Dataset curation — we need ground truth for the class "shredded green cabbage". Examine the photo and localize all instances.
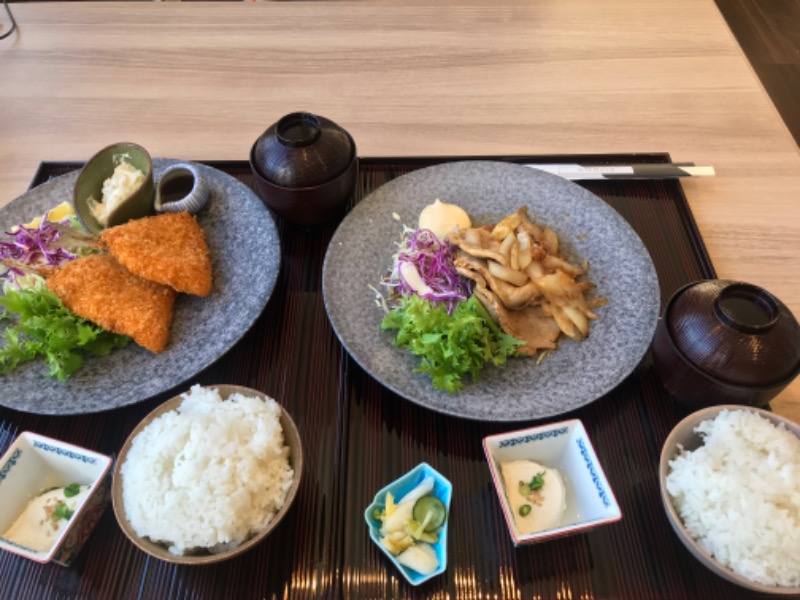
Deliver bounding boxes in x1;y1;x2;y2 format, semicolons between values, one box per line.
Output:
0;286;130;381
381;295;523;394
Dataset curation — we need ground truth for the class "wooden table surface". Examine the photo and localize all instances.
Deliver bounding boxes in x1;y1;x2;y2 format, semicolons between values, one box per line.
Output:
0;0;798;419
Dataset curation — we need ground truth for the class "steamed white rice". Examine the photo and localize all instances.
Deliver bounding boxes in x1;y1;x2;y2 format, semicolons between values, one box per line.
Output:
121;385;294;555
666;409;800;587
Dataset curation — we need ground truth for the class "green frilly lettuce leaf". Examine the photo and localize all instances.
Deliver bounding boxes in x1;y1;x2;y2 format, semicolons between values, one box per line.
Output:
381;295;523;394
0;286;130;381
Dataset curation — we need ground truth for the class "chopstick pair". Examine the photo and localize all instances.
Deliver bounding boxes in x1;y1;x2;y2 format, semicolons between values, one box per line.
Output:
527;163;715;180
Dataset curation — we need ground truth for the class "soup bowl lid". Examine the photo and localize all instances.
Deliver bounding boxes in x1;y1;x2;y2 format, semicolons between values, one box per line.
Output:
666;280;800;387
252;112;354;189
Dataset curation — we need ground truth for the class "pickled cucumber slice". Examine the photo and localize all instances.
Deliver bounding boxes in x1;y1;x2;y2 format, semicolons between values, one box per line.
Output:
412;496;447;532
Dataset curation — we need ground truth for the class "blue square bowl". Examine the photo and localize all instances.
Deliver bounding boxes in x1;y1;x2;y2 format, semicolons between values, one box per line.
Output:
364;462;452;586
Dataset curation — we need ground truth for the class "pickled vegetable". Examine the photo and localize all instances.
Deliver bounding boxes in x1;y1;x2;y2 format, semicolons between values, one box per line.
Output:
412;495;447;532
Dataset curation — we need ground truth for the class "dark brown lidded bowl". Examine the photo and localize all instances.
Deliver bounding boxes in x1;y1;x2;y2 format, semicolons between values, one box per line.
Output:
249;112;358;226
653;280;800;408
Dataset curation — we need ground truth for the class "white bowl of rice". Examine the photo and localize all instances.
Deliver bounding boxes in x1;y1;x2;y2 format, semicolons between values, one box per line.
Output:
111;384;302;565
659;405;800;595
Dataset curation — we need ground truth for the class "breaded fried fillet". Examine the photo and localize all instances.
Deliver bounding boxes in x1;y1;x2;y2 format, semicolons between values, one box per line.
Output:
46;254;176;354
100;212;212;297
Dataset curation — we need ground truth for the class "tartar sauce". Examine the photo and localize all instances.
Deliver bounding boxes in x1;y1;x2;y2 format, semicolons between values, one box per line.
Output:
418;199;471;241
88;156;145;226
500;460;566;535
3;484;90;552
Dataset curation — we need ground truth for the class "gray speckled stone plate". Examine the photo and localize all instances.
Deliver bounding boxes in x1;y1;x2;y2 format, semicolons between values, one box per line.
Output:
0;159;280;415
323;161;659;421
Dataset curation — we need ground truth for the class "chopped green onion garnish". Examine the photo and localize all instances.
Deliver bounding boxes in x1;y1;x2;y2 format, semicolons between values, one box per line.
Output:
64;483;81;498
519;504;532;517
53;502;74;522
529;472;545;491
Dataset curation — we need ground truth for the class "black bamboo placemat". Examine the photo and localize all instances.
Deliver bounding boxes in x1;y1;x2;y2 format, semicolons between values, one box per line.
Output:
0;154;772;600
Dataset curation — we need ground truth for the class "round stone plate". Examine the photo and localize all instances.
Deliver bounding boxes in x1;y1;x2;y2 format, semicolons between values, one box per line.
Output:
323;161;659;421
0;159;280;414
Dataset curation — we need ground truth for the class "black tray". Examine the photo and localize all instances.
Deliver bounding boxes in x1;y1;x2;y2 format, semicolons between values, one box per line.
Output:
2;154;770;600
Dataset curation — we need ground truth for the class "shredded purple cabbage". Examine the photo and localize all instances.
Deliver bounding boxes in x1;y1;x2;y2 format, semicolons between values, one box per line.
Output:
0;218;76;285
383;228;471;314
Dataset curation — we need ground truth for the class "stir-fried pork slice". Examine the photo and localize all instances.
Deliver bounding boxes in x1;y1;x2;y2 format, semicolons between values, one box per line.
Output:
536;269;599;339
449;227;509;266
455;252;541;310
452;205;602;350
473;285;561;355
541;254;585;278
46;253;176;353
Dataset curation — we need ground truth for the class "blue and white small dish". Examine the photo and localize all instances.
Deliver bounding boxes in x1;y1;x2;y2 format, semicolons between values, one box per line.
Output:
154;163;210;215
483;419;621;546
0;432;112;565
364;462;452;586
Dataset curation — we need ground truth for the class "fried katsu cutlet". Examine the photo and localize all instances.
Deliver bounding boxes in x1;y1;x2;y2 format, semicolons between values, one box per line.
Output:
100;212;213;297
46;254;176;354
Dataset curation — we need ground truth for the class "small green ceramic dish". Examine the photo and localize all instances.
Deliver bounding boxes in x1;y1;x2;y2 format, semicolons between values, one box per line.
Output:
73;142;155;234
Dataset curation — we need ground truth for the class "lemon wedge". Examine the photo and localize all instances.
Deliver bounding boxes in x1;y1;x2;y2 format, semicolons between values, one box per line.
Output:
23;201;75;229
